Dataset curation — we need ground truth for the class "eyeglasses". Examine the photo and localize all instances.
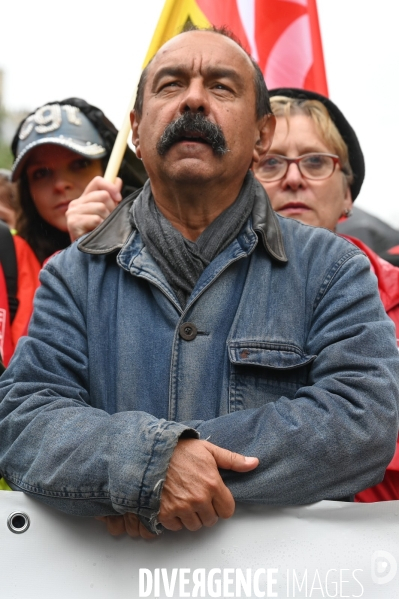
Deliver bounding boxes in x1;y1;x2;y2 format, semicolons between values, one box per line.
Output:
255;153;342;182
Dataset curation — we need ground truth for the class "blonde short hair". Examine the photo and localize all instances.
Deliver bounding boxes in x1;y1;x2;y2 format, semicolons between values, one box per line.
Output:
270;96;353;186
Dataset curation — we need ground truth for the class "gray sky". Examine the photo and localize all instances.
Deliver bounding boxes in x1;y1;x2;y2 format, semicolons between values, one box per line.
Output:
1;1;398;224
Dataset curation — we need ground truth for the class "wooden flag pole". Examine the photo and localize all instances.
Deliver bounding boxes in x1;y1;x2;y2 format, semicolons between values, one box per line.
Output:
103;87;139;183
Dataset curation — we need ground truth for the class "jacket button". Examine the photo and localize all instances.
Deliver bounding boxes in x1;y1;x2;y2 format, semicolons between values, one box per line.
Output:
179;322;198;341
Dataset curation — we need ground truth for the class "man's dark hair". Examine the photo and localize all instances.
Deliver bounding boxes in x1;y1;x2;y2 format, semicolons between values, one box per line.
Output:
134;26;272;120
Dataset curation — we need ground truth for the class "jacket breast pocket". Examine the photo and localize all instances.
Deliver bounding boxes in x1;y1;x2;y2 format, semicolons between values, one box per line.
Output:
227;341;316;411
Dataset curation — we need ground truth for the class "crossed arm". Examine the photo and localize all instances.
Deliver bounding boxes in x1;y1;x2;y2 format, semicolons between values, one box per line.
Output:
0;247;398;539
98;439;258;538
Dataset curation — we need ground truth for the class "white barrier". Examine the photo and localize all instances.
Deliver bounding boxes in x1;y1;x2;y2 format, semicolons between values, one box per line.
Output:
0;491;398;598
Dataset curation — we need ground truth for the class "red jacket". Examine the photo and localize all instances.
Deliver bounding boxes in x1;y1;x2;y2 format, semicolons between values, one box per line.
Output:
343;236;399;502
11;235;41;348
0;235;40;366
0;263;13;366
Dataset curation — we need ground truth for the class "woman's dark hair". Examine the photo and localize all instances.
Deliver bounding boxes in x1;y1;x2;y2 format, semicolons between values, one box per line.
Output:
12;97;147;263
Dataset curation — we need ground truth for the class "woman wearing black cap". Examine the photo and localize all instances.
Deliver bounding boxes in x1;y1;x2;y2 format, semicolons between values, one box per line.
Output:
11;98;147;264
253;88;399;503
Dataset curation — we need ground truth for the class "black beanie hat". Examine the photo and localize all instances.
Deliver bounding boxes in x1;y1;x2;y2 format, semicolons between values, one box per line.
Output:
268;88;365;201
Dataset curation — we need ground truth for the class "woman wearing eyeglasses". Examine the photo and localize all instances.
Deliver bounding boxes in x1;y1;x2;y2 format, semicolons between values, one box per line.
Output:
253;88;399;503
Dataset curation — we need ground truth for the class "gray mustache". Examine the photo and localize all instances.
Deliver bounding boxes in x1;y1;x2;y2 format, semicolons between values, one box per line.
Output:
156;113;228;156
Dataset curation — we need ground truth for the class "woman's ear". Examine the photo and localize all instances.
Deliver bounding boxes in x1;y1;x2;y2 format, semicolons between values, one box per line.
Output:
252;114;276;165
341;182;353;217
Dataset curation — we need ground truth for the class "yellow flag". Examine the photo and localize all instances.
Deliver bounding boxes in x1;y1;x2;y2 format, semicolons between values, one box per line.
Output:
142;0;211;67
0;477;12;491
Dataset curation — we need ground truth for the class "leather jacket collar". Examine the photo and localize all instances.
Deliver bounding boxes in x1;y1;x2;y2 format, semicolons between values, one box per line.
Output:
78;179;287;263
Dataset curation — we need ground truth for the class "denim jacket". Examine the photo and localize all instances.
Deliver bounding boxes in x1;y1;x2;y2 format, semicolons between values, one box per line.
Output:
0;181;398;531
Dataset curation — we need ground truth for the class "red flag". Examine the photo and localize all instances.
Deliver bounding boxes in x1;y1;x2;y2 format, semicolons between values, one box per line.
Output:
195;0;328;95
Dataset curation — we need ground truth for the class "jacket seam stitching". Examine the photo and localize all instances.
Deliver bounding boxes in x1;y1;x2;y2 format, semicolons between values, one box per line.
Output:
314;249;363;310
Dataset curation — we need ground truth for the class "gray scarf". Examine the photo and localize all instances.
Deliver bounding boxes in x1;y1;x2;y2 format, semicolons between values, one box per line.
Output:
131;173;256;307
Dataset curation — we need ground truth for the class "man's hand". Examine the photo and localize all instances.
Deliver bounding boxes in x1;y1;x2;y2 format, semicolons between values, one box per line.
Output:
96;513;156;539
66;176;123;242
159;439;259;532
95;440;258;538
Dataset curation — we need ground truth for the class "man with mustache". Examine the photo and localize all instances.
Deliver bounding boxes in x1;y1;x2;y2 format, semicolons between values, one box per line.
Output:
0;28;398;539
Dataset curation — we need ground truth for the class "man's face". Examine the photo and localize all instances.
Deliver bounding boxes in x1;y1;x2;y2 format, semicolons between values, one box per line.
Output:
132;31;274;189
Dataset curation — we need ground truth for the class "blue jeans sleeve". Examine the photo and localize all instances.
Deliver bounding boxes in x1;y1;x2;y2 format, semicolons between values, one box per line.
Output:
0;255;197;529
185;252;399;504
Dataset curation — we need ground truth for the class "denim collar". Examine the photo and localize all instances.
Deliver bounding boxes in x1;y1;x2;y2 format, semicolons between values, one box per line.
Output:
78;177;288;263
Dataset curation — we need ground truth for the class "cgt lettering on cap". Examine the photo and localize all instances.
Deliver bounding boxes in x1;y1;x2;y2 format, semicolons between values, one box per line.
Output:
11;103;107;182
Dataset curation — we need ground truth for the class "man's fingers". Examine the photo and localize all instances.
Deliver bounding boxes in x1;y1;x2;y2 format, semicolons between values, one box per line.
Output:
212;487;236;520
197;507;219;528
158;439;257;532
138;521;157;540
66;195;117;241
178;512;203;531
95;514;156;539
160;504;223;530
160;516;184;531
123;512;140;536
83;176;122;202
205;442;259;472
66;176;123;241
67;193;117;217
124;513;157;539
160;507;221;531
161;513;204;532
97;515;127;536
